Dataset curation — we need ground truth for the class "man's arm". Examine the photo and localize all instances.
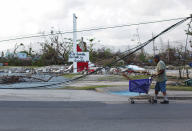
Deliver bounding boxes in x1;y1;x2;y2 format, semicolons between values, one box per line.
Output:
157;69;164;76
153;61;165;77
122;73;131;80
152;69;164;77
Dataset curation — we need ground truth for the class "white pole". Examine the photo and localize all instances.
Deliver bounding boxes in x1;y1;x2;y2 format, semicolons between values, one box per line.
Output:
73;13;77;73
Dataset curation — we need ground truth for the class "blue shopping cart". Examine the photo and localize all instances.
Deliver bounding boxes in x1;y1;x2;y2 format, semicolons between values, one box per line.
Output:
128;77;154;104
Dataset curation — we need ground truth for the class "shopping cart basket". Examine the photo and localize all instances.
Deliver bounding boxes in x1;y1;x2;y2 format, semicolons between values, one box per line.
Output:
128;77;154;104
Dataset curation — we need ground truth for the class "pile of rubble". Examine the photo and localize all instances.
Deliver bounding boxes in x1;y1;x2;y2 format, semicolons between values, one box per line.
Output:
0;76;23;84
0;65;72;88
0;74;68;88
0;65;72;74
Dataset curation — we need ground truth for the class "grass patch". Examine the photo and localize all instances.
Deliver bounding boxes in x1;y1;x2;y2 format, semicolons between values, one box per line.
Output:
63;74;79;79
128;75;151;80
98;75;127;81
60;85;112;90
167;75;186;80
151;85;192;91
0;66;12;69
23;66;40;68
0;66;39;70
97;75;151;81
0;66;20;70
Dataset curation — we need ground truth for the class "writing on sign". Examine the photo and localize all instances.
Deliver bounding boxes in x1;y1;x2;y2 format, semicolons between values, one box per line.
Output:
68;52;89;62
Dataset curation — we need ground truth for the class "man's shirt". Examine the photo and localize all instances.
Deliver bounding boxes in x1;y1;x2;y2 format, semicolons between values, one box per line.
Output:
156;60;167;82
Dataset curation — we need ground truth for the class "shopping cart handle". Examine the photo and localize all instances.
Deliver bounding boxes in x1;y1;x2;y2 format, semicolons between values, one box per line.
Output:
149;76;152;79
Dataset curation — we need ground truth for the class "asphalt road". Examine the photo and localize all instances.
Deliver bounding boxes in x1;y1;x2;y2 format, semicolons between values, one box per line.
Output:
0;101;192;131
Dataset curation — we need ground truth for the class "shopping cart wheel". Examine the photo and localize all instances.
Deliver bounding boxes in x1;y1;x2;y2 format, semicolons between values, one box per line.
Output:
149;97;154;104
128;98;135;104
130;100;135;104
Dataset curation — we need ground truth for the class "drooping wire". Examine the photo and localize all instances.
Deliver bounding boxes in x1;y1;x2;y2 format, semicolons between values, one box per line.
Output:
2;17;190;89
0;17;187;71
0;17;186;43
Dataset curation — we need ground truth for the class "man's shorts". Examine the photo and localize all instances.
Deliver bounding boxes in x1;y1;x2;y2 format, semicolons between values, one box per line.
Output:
155;81;166;92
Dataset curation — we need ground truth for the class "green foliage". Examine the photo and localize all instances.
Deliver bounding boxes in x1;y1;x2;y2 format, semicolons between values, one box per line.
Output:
151;85;192;91
89;47;114;66
19;50;29;56
3;28;192;67
0;57;32;66
128;75;151;80
60;85;112;90
63;74;79;79
138;53;147;62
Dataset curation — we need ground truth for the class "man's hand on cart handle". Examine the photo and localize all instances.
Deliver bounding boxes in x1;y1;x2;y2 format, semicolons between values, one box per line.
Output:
151;74;157;78
151;69;165;78
122;73;132;80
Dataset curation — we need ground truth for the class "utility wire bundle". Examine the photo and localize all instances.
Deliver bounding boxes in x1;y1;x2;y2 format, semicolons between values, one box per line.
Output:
0;16;191;89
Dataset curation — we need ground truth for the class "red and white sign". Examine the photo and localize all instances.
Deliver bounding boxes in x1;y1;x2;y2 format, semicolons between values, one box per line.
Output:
77;44;89;72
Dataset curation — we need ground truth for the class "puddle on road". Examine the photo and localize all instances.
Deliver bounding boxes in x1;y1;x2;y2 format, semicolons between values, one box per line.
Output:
110;91;144;96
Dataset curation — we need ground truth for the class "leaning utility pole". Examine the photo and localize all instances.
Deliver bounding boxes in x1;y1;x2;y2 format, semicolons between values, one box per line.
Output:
73;14;77;73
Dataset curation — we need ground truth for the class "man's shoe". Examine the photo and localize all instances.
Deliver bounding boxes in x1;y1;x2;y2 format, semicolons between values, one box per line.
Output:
153;99;157;104
160;100;169;104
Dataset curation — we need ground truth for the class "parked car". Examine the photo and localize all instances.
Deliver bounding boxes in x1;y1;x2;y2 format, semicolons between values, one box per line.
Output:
125;65;147;73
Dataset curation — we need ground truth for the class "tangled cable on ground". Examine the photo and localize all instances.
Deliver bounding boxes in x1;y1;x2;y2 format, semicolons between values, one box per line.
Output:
0;16;191;89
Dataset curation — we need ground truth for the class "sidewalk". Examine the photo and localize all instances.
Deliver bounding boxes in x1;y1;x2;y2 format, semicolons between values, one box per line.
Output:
69;80;192;100
156;90;192;100
96;87;192;100
0;89;128;101
0;88;191;102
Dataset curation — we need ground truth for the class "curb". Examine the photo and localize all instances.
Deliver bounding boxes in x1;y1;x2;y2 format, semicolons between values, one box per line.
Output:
95;88;192;100
161;96;192;100
131;95;192;100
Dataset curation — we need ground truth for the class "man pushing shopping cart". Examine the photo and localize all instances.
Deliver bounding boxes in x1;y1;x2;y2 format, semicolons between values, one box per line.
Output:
123;55;169;104
152;55;169;104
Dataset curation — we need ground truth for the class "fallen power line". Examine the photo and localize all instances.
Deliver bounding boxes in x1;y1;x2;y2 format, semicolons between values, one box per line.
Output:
1;16;190;89
71;17;191;80
0;17;187;71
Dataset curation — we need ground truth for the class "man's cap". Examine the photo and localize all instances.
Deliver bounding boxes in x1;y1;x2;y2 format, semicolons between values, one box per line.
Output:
154;55;160;59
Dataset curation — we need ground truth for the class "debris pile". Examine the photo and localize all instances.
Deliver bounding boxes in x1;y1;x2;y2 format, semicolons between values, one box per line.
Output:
0;66;71;88
0;76;23;84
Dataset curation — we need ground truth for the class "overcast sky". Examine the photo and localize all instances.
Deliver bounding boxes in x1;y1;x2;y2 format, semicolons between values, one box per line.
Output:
0;0;192;53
